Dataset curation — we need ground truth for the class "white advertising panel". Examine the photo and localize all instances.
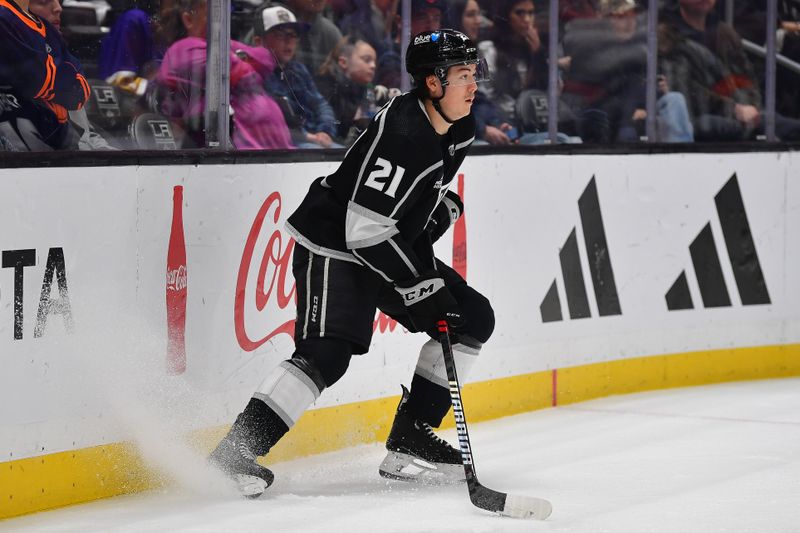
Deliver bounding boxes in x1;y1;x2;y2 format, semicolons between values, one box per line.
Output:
1;151;797;462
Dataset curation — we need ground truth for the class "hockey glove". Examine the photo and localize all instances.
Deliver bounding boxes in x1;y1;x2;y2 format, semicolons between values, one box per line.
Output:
425;190;464;243
395;272;465;332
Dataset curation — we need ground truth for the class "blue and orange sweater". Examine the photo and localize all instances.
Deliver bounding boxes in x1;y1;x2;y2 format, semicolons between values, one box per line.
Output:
0;0;90;148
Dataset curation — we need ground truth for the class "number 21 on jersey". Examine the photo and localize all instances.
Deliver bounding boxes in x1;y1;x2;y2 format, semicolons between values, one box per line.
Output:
364;157;406;198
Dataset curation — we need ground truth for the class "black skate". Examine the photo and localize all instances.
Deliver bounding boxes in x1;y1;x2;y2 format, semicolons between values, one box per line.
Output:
209;435;275;498
379;385;465;484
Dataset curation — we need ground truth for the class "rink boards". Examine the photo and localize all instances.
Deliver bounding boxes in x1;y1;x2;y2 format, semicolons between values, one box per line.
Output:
1;150;799;517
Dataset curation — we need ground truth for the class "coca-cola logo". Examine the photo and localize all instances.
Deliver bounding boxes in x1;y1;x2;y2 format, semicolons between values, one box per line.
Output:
234;192;413;352
166;265;187;291
234;192;296;352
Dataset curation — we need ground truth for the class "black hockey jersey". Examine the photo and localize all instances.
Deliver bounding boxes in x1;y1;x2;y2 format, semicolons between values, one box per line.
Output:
286;92;475;284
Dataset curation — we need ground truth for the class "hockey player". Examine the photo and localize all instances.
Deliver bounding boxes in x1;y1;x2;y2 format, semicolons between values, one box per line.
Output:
0;0;90;150
210;28;492;497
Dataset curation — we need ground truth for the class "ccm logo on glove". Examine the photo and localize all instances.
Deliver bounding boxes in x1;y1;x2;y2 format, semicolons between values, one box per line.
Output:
395;272;464;331
398;277;445;302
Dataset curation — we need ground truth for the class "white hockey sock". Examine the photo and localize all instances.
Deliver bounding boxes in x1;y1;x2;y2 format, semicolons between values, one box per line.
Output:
252;361;321;428
414;337;480;389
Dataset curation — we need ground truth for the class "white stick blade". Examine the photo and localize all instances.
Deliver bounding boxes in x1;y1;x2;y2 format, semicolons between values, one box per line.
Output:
500;494;553;520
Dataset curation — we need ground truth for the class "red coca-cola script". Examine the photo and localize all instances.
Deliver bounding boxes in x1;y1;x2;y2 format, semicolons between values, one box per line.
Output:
234;192;296;352
233;180;471;353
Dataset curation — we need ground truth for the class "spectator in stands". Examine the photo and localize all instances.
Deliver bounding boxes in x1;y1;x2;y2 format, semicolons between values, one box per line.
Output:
375;0;445;89
28;0;118;149
0;0;90;150
284;0;344;74
660;0;800;141
152;0;294;149
450;0;482;41
448;0;516;145
315;35;377;144
562;0;693;143
337;0;394;55
477;0;582;143
99;0;163;96
253;3;342;148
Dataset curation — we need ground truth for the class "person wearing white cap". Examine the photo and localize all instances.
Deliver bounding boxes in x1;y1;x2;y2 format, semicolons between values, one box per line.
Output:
254;4;342;148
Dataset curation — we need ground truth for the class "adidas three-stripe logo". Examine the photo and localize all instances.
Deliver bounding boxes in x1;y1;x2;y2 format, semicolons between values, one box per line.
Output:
540;177;622;323
666;174;770;310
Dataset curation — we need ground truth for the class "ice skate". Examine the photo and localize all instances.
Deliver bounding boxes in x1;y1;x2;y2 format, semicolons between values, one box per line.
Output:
209;434;274;498
379;385;465;484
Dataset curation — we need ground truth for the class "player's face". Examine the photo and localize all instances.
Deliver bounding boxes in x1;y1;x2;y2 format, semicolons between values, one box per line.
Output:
28;0;62;31
439;65;479;121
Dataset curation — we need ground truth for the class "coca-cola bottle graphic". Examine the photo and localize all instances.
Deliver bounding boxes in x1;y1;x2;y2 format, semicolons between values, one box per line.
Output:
166;185;187;374
452;173;467;279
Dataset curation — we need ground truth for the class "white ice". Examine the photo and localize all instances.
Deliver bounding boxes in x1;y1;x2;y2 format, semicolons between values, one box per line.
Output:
3;377;799;533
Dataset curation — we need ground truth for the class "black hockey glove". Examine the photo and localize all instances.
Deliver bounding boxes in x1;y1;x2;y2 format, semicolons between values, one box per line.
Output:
425;190;464;243
394;271;465;332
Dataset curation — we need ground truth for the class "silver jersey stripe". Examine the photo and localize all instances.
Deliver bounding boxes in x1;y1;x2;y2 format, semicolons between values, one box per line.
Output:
454;136;475;151
352;97;396;202
345;201;400;249
387;238;419;278
320;257;330;337
352;249;392;282
285;222;361;264
303;248;313;340
390;160;444;218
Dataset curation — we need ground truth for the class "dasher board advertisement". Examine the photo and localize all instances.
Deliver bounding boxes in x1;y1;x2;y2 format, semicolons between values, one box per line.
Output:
0;151;798;464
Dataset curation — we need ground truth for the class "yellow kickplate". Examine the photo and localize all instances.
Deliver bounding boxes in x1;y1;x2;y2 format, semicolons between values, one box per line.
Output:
3;343;799;520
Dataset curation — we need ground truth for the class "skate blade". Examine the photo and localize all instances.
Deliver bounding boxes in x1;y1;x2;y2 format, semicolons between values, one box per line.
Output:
378;451;465;485
235;474;269;499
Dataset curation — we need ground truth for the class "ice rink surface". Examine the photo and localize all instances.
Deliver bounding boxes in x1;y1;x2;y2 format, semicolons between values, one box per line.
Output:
3;377;799;533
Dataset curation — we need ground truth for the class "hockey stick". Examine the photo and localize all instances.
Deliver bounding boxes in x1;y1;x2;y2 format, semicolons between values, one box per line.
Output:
437;320;553;520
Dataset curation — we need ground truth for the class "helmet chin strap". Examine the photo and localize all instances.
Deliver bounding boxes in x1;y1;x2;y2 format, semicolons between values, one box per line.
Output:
431;84;456;124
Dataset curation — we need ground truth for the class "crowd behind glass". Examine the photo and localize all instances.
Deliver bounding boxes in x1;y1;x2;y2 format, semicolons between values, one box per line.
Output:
1;0;799;151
